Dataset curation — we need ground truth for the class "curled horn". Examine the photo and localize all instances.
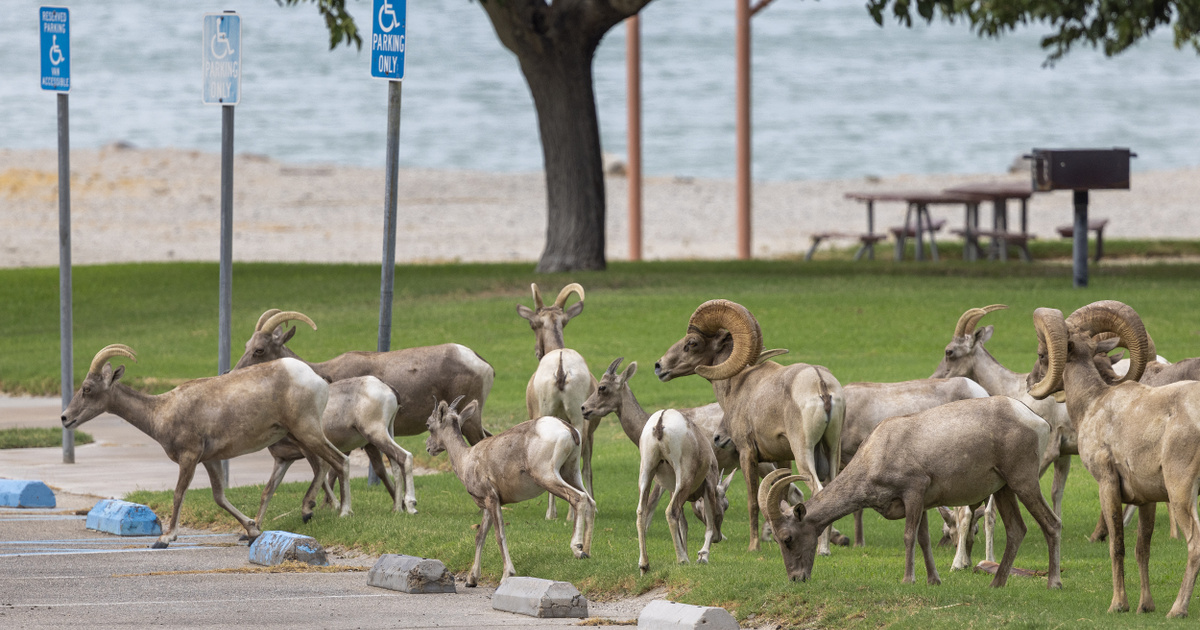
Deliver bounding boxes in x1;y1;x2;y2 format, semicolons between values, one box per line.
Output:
606;357;624;375
1066;300;1150;385
259;310;318;335
88;344;137;375
530;283;545;310
758;469;809;533
254;309;282;332
689;300;763;381
553;283;585;308
1028;308;1069;400
953;304;1008;338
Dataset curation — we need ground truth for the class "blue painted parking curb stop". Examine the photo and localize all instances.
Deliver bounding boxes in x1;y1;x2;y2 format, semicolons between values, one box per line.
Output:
248;531;328;566
0;480;56;508
86;499;162;536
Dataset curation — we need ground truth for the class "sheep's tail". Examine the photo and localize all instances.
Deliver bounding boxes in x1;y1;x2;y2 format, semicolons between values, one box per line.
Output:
815;367;833;423
653;413;665;442
555;352;568;392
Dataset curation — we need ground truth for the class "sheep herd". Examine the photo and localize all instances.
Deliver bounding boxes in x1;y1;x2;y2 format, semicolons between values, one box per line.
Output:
61;284;1200;617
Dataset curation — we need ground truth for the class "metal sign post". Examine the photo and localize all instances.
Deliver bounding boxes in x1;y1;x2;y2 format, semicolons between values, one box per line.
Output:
371;0;406;485
204;11;241;483
41;6;73;463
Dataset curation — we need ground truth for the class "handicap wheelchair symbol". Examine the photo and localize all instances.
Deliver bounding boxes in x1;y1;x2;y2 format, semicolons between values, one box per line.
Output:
378;0;401;33
48;35;65;66
210;30;234;59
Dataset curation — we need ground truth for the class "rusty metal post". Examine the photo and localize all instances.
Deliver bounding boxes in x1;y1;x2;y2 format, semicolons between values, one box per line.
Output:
626;15;642;261
735;0;752;259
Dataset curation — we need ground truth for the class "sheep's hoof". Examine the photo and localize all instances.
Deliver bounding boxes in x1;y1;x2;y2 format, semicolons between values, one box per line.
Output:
696;553;709;564
1166;606;1187;619
928;576;942;586
466;578;478;588
238;534;250;542
1137;601;1156;614
151;541;169;550
404;502;418;515
302;512;313;524
639;564;650;576
1109;602;1130;614
245;534;259;546
830;531;851;547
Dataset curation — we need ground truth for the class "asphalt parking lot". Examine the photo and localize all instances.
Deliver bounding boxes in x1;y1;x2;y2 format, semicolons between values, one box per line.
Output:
0;397;653;628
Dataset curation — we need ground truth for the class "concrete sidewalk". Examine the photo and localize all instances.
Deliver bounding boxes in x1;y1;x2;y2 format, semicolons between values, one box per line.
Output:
0;396;659;628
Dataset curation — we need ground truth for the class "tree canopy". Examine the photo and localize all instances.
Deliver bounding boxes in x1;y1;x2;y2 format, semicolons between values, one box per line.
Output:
865;0;1200;62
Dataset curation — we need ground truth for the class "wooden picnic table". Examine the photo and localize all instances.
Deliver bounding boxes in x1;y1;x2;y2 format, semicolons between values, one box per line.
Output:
843;190;980;262
943;181;1035;262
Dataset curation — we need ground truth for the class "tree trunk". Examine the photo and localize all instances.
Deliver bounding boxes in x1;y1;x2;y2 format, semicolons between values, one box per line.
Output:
519;46;607;272
478;0;651;273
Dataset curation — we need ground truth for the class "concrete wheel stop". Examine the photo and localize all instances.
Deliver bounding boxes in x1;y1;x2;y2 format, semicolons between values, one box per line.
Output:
0;480;56;508
248;531;329;566
492;576;588;618
637;599;740;630
367;554;456;593
85;499;162;536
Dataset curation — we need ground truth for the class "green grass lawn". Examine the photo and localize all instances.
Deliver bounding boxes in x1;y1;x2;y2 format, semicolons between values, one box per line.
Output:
5;254;1200;628
0;427;91;449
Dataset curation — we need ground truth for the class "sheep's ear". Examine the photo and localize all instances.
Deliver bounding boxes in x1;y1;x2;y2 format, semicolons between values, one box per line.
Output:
563;300;584;322
1096;336;1121;355
280;325;297;345
516;304;535;322
622;361;638;382
460;400;480;423
791;501;806;522
973;325;994;346
102;363;124;386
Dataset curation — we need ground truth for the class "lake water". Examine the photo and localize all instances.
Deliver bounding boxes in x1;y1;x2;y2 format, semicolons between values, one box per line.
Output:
3;0;1198;180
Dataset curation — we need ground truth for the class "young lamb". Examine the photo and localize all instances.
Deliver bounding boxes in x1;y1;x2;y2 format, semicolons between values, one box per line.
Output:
636;409;726;574
425;397;596;587
252;375;416;527
758;396;1062;589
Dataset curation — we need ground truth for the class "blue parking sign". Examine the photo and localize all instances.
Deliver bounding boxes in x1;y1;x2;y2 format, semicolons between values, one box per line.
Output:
371;0;406;80
40;6;70;92
202;13;241;105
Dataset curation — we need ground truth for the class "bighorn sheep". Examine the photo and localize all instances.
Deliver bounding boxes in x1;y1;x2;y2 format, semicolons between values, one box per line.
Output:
581;357;790;527
516;284;598;518
61;345;350;548
235;309;494;445
838;377;990;554
252;376;416;528
425;397;596;587
1028;301;1200;617
758;396;1062;589
655;299;847;555
636;409;725;574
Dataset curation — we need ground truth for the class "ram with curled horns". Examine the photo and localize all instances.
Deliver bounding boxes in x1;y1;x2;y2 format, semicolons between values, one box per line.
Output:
654;299;846;555
1027;300;1200;618
235;309;494;445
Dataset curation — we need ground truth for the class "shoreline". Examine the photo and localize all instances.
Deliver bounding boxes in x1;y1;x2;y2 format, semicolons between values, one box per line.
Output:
3;146;1200;268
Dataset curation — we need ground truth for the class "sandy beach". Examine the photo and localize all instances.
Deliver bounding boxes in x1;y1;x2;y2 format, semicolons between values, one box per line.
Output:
3;145;1199;268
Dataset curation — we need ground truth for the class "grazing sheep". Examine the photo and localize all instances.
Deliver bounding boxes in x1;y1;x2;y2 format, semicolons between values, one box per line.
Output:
838;377;990;551
1028;301;1200;617
425;397;596;587
758;396;1061;589
235;309;494;444
636;410;725;574
61;345;349;547
655;299;847;555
